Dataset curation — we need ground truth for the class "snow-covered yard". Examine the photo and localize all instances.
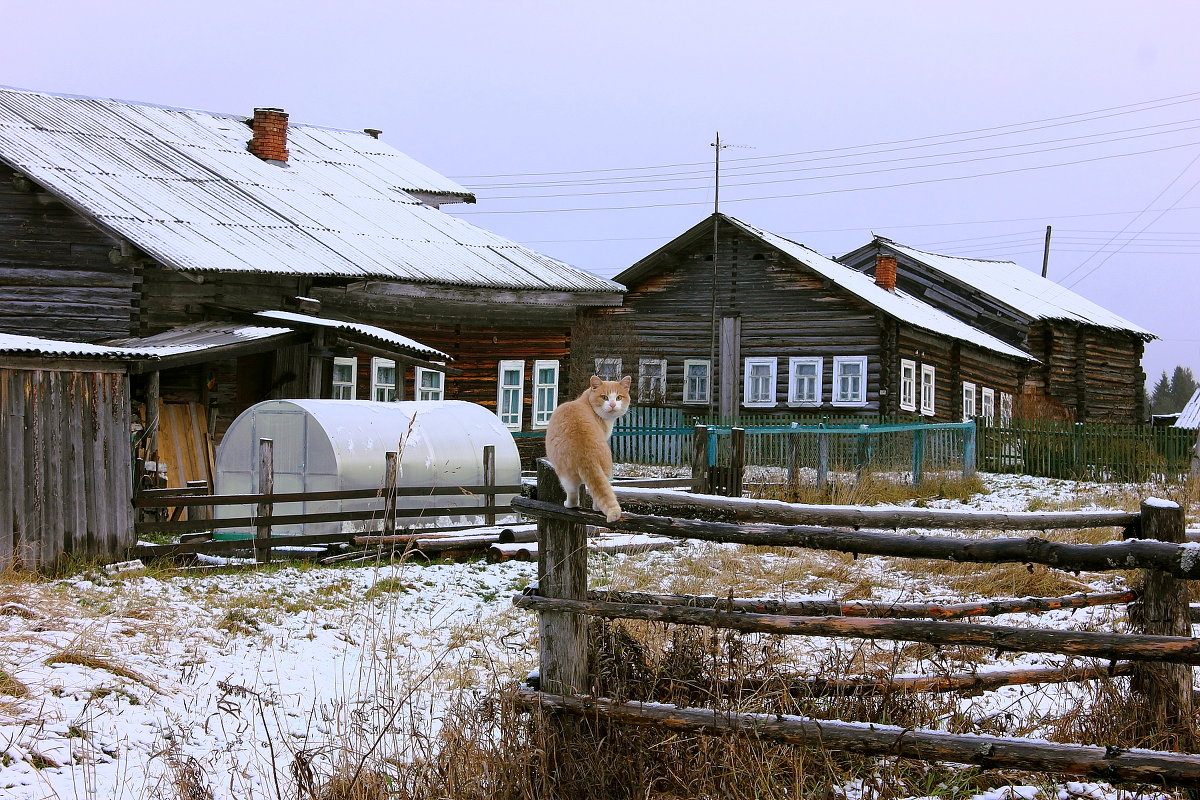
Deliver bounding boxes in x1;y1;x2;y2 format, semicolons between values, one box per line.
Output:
0;473;1192;800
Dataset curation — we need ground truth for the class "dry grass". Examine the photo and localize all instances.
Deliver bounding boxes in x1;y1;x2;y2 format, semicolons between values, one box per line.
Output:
749;471;987;507
44;645;161;693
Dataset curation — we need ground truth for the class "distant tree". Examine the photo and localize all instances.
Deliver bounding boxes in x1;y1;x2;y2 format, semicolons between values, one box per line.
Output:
1149;366;1198;415
1150;371;1172;415
1170;366;1197;411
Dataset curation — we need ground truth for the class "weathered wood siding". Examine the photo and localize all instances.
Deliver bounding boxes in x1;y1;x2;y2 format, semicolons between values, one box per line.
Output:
846;243;1147;424
604;220;889;418
0;164;136;340
0;361;133;570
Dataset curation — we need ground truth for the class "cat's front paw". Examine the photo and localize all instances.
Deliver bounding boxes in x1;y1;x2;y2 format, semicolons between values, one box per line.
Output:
604;507;622;523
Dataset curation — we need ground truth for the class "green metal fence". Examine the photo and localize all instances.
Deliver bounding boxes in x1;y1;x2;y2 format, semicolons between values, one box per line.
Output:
978;420;1196;482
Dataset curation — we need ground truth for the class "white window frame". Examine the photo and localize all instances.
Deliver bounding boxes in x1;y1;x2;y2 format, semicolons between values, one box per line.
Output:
332;356;357;400
594;358;623;381
415;367;444;401
743;357;778;408
532;359;560;428
832;356;868;407
683;359;711;405
638;358;667;403
370;357;397;402
899;358;917;412
497;360;525;431
999;391;1014;425
980;387;995;423
920;364;936;417
787;356;823;407
962;382;977;421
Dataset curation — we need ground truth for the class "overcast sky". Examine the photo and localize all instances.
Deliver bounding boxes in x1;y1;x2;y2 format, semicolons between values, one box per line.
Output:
5;1;1198;385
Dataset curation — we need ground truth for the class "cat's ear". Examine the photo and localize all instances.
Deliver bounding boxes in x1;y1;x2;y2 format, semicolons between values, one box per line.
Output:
589;375;603;389
619;376;632;389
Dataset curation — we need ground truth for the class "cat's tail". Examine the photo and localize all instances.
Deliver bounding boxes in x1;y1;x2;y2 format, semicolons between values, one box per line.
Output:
581;461;622;524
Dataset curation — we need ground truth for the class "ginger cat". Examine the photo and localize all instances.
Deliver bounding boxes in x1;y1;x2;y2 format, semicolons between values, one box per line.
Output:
545;375;632;523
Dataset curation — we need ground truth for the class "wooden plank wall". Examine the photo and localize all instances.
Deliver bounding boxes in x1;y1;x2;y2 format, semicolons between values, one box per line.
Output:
0;365;133;570
0;164;137;341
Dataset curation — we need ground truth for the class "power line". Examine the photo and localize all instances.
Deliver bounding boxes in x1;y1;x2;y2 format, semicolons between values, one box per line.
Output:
469;117;1200;190
453;141;1200;215
449;90;1200;180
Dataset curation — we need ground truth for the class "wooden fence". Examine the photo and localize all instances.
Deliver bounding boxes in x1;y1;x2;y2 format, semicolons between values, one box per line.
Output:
134;440;520;563
510;459;1200;788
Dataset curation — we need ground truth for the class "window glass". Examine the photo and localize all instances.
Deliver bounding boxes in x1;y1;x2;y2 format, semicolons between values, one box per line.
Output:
833;357;867;405
533;360;559;427
683;359;710;404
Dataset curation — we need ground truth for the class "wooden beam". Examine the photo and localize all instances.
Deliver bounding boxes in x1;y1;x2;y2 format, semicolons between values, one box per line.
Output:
518;688;1200;787
509;498;1200;578
331;337;463;376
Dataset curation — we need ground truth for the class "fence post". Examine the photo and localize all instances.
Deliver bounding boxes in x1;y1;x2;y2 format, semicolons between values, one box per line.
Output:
483;445;496;526
855;424;870;482
1191;429;1200;482
186;480;212;527
1128;498;1195;748
692;424;710;494
383;451;398;534
729;427;745;497
535;458;589;695
963;421;977;480
912;428;925;488
255;438;273;565
817;427;829;491
787;425;801;490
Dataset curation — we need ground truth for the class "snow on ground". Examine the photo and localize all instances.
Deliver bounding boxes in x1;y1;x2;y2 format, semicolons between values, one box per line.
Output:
0;472;1187;799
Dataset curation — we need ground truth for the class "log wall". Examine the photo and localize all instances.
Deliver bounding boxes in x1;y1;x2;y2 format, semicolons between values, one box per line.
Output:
606;219;1029;422
0;164;136;341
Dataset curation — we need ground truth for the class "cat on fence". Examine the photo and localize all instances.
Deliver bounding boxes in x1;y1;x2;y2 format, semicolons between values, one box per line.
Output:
545;375;632;523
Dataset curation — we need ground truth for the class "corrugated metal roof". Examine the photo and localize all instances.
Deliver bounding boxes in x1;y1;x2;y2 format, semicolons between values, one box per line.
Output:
724;217;1037;362
254;311;448;360
0;86;623;295
869;237;1154;339
1174;388;1200;429
0;324;292;361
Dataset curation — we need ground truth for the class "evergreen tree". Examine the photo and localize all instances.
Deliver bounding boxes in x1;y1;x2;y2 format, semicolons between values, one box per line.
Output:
1150;371;1172;415
1170;366;1197;411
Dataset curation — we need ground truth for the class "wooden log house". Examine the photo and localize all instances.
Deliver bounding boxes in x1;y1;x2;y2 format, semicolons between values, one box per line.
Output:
839;236;1155;424
0;87;623;489
591;214;1036;422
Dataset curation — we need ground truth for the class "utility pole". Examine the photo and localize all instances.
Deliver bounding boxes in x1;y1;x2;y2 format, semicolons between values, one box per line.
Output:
709;132;721;418
1041;225;1052;278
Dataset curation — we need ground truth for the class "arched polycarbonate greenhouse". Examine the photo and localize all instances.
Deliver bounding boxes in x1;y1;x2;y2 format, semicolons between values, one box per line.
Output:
215;399;520;535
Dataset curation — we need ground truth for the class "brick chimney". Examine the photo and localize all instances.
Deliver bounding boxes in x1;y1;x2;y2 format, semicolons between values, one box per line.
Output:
248;108;289;162
874;253;897;292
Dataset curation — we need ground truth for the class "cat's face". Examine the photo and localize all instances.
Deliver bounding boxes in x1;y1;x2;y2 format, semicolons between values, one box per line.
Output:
588;375;632;420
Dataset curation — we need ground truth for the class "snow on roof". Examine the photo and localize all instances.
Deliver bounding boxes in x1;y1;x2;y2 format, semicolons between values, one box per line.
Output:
1174;388;1200;429
254;310;448;360
724;217;1037;362
0;86;622;296
871;237;1153;338
0;325;293;361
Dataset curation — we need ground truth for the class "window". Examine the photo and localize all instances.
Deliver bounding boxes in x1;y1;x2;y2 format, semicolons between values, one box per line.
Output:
683;359;710;405
638;358;666;402
332;357;357;400
497;360;524;430
416;367;444;401
899;359;917;412
980;387;995;423
962;382;977;421
920;364;936;416
594;358;623;381
787;357;823;406
533;360;559;428
371;357;397;402
832;356;868;406
743;357;777;407
999;392;1014;425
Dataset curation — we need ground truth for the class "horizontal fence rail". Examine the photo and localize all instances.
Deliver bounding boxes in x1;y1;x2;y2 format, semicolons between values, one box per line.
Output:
514;458;1200;788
